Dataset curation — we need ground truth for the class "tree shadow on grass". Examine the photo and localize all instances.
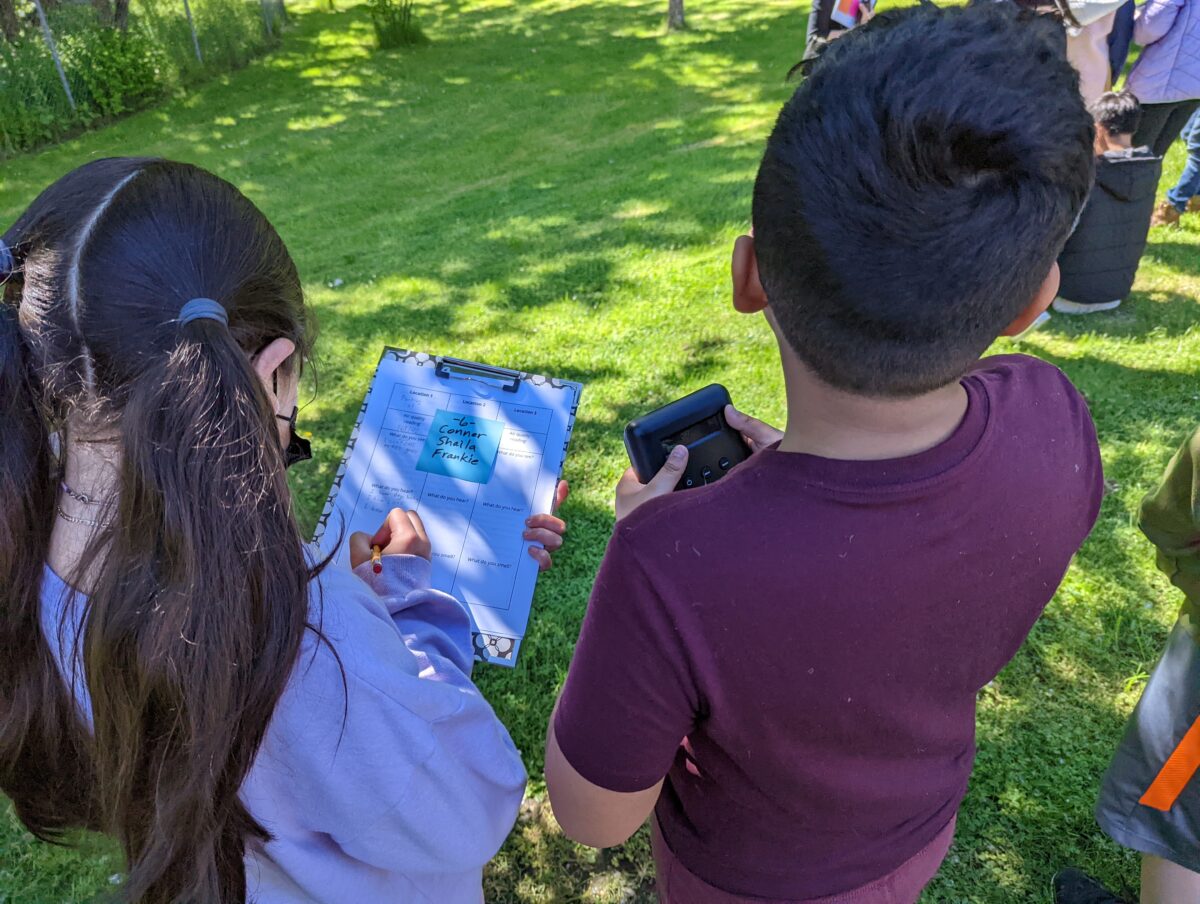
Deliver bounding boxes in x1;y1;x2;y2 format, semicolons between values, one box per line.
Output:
918;346;1195;902
1032;288;1199;341
1143;240;1200;279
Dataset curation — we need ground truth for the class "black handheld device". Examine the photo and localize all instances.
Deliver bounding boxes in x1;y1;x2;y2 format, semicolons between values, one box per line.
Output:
624;384;751;490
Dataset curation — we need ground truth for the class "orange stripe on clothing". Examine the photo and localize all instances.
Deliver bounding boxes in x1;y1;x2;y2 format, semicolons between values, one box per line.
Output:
1140;715;1200;812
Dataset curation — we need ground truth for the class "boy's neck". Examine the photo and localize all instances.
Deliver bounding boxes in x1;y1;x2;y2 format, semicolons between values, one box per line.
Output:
1098;131;1133;153
777;347;969;461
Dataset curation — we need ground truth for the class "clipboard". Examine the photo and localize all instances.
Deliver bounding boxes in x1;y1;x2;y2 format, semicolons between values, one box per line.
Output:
314;348;582;667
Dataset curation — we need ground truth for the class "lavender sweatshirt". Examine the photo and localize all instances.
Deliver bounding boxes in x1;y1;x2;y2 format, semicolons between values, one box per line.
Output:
39;554;527;903
1125;0;1200;104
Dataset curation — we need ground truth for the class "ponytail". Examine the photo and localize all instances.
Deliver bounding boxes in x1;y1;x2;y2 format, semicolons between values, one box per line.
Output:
77;317;312;902
0;269;97;837
0;158;322;904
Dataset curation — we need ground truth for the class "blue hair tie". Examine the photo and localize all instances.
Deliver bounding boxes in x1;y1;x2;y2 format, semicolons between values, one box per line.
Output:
0;240;14;279
178;297;229;328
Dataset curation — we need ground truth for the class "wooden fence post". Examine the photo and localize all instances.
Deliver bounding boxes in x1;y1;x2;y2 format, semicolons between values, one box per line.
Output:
33;0;75;111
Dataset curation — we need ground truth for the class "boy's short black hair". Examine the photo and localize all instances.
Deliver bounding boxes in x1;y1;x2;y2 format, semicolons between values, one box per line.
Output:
1091;90;1142;137
753;2;1094;397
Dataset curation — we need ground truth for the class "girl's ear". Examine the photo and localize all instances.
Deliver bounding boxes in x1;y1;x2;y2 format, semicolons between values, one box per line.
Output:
252;338;296;400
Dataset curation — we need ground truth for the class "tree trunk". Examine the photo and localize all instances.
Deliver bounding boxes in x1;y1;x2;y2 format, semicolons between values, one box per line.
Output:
113;0;129;29
0;0;20;42
91;0;113;26
667;0;685;30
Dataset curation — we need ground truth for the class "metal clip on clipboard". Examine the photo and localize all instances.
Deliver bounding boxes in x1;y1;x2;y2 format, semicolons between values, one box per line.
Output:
434;356;522;393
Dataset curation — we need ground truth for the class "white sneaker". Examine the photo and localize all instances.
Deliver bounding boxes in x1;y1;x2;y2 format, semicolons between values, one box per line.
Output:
1013;310;1052;340
1052;297;1122;315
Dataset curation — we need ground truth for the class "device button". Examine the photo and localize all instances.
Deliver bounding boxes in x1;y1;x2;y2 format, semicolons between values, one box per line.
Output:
701;466;714;482
719;457;732;471
684;476;696;488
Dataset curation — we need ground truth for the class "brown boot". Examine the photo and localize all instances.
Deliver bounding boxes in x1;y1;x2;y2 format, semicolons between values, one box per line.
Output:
1189;197;1200;213
1152;201;1181;227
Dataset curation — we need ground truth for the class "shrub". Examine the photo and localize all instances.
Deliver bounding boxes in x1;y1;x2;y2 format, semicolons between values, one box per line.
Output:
368;0;427;50
0;0;274;157
60;26;167;120
0;37;74;153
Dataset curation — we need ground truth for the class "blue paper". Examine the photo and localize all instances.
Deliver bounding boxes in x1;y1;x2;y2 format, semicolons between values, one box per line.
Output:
416;410;504;484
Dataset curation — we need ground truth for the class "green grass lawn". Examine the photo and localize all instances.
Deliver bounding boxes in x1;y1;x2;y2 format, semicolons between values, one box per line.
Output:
3;1;1200;900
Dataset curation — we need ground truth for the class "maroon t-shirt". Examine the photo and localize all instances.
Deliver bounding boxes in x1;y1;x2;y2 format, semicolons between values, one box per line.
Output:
554;355;1103;898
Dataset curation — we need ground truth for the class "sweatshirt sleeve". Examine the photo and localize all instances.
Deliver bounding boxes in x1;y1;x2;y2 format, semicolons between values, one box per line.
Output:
1139;427;1200;620
353;555;476;678
1133;0;1183;46
242;558;527;878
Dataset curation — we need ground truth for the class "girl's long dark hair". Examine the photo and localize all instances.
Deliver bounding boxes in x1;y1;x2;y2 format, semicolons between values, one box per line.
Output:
0;158;319;902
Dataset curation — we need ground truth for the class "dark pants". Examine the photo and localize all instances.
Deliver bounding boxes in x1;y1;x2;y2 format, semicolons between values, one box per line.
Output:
1135;99;1200;158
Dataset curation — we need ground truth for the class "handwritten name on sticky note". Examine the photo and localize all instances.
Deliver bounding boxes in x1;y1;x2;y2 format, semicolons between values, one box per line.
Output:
416;410;504;484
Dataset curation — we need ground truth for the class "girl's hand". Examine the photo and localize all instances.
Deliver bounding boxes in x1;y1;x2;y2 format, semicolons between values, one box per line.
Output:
525;480;569;572
349;508;432;567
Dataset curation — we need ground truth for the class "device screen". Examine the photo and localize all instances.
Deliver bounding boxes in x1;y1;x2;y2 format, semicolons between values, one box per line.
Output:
663;413;723;451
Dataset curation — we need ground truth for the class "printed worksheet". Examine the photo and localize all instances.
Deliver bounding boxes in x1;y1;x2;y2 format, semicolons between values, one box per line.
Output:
314;349;582;666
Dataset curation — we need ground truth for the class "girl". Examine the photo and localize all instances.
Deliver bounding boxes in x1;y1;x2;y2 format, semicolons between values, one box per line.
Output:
0;157;567;903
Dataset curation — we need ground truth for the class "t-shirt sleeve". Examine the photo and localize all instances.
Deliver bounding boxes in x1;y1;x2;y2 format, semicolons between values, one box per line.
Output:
1140;426;1200;617
553;526;701;793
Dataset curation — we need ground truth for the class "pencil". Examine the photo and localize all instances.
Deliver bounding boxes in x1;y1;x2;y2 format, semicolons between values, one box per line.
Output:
371;544;383;574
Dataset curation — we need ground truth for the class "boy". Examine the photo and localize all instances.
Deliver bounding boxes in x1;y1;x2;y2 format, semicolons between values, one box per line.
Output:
545;4;1105;902
1055;430;1200;904
1151;107;1200;228
1054;90;1162;315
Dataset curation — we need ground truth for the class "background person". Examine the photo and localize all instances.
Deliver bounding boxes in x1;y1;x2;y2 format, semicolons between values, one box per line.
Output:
1126;0;1200;156
1055;429;1200;904
1065;0;1130;104
1151;107;1200;225
1107;0;1135;82
1054;91;1161;314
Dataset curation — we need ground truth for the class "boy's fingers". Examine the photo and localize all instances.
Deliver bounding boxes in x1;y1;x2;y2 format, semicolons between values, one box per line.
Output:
528;546;552;571
725;404;782;451
523;527;565;551
553;480;570;512
648;446;689;494
616;467;643;493
526;512;567;534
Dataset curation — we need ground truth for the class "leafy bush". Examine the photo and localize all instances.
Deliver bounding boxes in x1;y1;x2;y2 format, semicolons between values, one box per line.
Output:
0;25;165;153
367;0;426;50
60;26;167;119
0;37;74;153
0;0;274;157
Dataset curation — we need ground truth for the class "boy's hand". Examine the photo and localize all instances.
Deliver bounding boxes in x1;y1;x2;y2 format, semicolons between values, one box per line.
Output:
525;480;570;572
349;508;432;567
615;446;689;521
725;404;783;453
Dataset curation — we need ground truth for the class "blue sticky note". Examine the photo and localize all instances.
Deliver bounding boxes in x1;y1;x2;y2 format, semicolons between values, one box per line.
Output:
416;410;504;484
